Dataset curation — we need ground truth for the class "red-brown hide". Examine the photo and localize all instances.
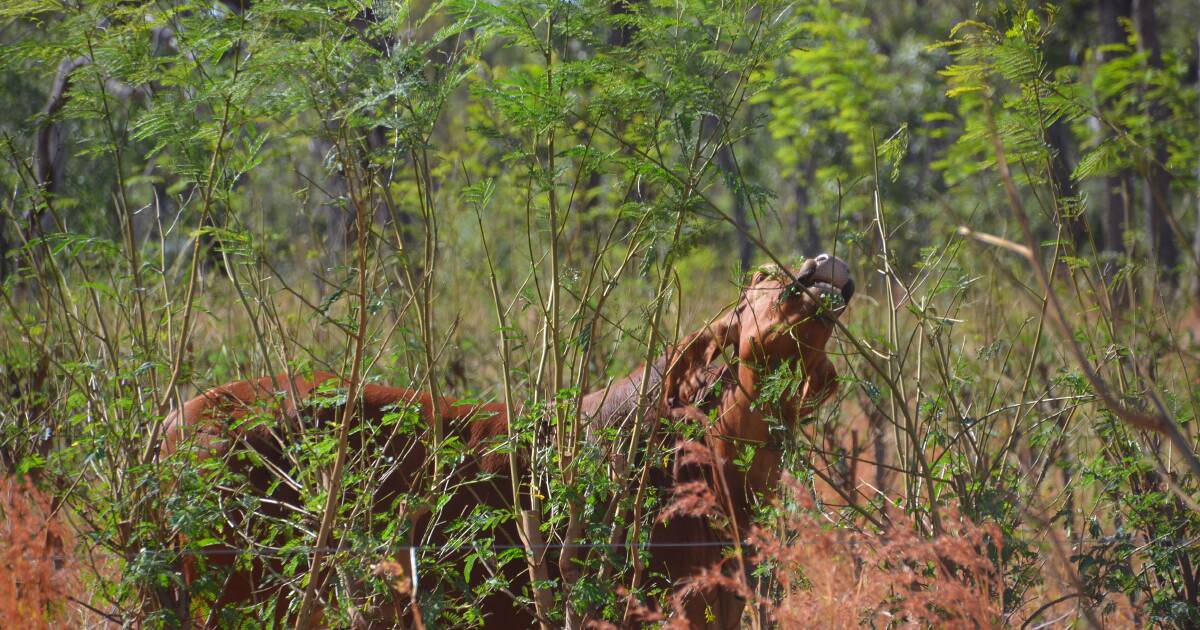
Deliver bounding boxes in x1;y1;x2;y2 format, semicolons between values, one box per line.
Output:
161;254;854;629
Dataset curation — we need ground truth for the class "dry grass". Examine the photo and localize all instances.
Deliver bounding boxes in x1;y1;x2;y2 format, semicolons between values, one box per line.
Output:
625;458;1005;629
752;483;1002;628
0;475;80;629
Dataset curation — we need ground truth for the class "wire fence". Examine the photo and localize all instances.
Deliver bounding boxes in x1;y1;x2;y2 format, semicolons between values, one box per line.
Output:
151;540;746;559
109;533;1197;559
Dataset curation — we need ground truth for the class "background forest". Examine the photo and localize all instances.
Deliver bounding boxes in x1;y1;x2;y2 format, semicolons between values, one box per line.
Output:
2;0;1200;627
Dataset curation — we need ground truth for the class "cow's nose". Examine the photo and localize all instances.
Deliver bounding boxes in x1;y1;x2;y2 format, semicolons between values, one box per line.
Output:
812;253;853;303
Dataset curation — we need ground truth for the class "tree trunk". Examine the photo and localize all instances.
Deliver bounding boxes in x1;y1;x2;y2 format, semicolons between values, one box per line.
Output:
1134;0;1179;286
0;187;10;281
608;0;636;48
714;143;753;271
1044;2;1086;248
310;136;351;296
1098;0;1132;257
30;57;91;237
1193;28;1200;301
791;157;821;256
1048;119;1085;245
701;111;753;272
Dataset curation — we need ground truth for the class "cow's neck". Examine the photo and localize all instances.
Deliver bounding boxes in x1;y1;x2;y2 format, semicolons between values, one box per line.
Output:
709;348;826;520
708;363;782;520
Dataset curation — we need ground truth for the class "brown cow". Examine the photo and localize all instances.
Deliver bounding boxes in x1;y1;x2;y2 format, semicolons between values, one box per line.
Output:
160;253;853;628
161;375;522;628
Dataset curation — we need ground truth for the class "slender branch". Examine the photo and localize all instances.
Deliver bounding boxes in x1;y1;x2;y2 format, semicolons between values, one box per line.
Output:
981;105;1200;481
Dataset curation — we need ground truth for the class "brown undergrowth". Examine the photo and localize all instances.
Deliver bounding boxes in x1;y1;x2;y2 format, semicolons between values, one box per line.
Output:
752;488;1002;628
0;475;79;629
606;447;1004;629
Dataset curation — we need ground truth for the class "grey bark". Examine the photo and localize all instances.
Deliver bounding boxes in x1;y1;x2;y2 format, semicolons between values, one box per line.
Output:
1134;0;1179;285
1047;119;1085;245
0;185;10;280
29;57;90;237
309;136;352;293
1042;1;1085;247
1193;28;1200;300
1099;0;1133;257
703;113;753;272
791;157;822;256
715;143;753;272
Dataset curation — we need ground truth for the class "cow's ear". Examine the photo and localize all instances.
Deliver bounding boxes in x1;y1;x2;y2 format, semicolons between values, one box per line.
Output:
794;257;819;286
664;306;741;407
750;264;781;286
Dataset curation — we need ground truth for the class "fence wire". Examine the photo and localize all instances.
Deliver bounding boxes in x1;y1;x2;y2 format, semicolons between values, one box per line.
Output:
104;533;1197;558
